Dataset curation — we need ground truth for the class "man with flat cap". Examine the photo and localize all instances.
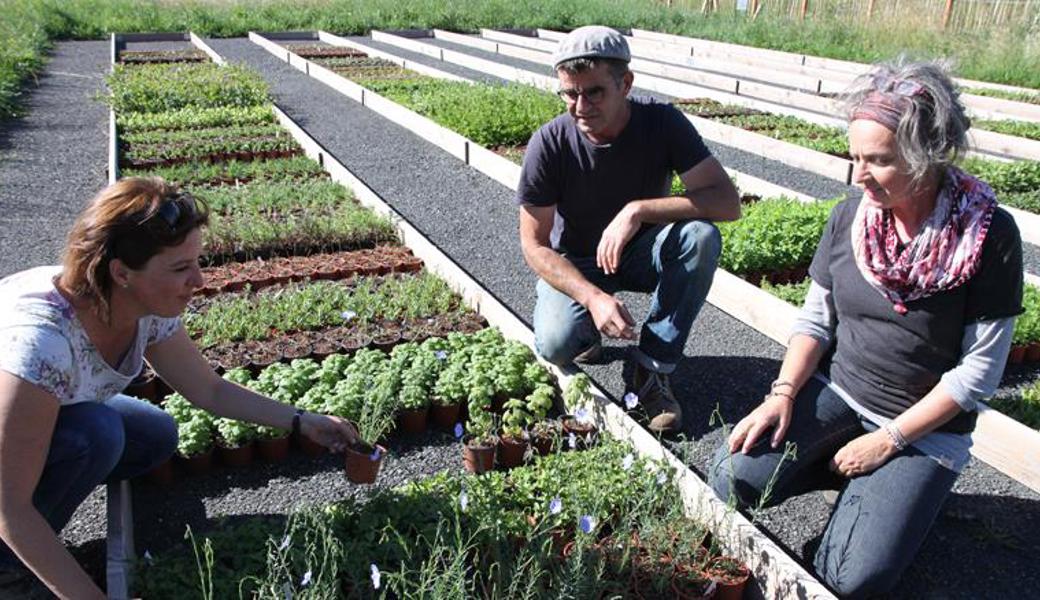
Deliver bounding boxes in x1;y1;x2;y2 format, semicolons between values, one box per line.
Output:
517;25;741;433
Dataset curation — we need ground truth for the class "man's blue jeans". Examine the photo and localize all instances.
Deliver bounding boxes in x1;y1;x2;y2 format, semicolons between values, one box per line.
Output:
708;377;959;598
533;220;722;373
0;394;177;568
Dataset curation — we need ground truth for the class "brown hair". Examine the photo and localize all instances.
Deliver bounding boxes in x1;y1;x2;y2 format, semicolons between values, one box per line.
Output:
59;177;209;322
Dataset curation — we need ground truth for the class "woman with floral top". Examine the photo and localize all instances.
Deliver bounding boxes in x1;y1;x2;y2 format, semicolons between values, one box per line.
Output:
709;60;1023;598
0;177;359;599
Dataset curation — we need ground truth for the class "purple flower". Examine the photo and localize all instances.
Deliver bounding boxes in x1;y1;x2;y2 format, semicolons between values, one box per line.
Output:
435;350;448;361
623;392;639;410
549;496;563;515
340;310;357;322
575;407;591;423
370;563;381;589
459;489;469;512
301;570;312;587
369;447;382;461
454;422;465;439
656;469;668;486
579;515;597;534
622;453;634;471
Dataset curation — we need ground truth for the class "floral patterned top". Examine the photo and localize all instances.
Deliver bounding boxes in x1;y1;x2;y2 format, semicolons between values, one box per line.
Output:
0;266;181;405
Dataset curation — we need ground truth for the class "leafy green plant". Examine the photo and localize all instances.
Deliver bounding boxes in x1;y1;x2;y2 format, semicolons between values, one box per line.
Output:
960;157;1040;216
563;373;593;410
123;155;327;187
177;416;214;457
966;88;1040;105
760;277;813;306
215;418;259;448
717;197;838;275
105;62;269;114
1012;285;1040;345
117;105;276;133
974;119;1040;142
988;383;1040;431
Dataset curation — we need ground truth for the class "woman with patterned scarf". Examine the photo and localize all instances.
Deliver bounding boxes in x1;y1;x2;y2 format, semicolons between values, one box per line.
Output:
708;60;1023;598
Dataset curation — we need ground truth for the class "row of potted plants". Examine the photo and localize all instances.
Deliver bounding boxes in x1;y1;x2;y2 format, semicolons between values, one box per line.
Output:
106;61;270;115
136;440;751;599
989;378;1040;431
122;154;328;187
117;48;208;65
964;87;1040;105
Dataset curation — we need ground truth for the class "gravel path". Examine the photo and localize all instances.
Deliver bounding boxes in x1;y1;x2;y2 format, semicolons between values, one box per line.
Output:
193;36;1040;598
0;41;110;278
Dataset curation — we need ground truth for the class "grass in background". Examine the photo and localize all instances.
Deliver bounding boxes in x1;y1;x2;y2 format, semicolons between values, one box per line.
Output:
1;0;1038;124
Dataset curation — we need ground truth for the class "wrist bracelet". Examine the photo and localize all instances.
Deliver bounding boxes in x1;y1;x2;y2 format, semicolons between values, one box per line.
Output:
770;379;795;391
766;390;795;402
883;422;908;451
292;408;305;437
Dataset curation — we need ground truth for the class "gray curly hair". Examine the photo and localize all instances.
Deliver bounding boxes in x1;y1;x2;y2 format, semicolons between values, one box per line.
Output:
843;58;971;186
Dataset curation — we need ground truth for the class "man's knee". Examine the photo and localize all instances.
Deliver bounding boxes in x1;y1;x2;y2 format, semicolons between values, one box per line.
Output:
672;220;722;271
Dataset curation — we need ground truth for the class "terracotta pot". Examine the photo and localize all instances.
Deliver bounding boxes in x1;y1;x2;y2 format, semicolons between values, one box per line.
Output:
1009;344;1027;364
295;431;327;457
532;434;554;456
179;448;214;475
496;434;529;469
345;443;386;484
1028;341;1040;363
256;435;291;462
146;458;175;486
430;402;461;430
398;406;429;434
561;416;599;449
462;437;496;474
705;556;749;600
222;279;247;293
670;573;717;600
218;442;255;467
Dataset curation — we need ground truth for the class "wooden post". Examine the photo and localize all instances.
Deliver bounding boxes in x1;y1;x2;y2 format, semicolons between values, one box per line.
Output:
800;0;809;20
942;0;955;28
867;0;876;19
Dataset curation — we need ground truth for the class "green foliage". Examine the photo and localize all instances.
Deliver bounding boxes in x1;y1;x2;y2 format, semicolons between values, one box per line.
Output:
966;88;1040;105
960;157;1040;214
105;62;269;114
718;197;838;274
563;373;593;409
122;156;327;188
215;418;259;448
760;277;813;306
185;273;464;346
974;119;1040;142
177;416;214;457
117;104;276;133
989;382;1040;431
1013;285;1040;345
365;79;563;148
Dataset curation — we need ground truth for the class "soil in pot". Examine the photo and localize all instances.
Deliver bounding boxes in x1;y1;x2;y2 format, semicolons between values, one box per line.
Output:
430;402;461;430
345;442;387;484
218;442;255;467
462;436;496;474
398;406;429;434
256;434;291;462
179;449;214;475
496;434;530;469
705;556;749;600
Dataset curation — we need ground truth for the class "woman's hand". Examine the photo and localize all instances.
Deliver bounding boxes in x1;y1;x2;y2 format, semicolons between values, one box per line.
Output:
727;395;795;454
300;413;359;452
829;430;897;477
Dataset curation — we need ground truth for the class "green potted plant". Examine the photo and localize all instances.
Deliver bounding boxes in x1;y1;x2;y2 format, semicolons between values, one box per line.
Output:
215;418;258;467
255;424;291;462
497;398;531;469
704;555;750;600
177;416;215;475
524;383;557;456
462;374;497;474
344;375;398;484
432;358;467;429
561;374;598;447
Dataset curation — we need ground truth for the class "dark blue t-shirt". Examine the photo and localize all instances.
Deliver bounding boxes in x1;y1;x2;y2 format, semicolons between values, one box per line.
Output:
515;97;711;257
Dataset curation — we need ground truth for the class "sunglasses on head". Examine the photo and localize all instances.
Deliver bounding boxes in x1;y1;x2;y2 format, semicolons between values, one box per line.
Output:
872;75;927;98
136;192;200;240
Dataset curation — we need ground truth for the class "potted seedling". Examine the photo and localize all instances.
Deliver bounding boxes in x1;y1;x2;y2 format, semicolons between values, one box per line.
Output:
497;399;531;469
397;382;429;434
705;555;751;600
462;376;497;474
344;386;397;484
432;358;467;430
561;374;598;448
215;418;258;467
255;425;291;462
177;416;215;475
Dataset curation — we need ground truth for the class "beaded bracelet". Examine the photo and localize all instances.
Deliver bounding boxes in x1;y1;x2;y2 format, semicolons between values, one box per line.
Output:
766;390;795;402
883;421;909;451
770;379;795;391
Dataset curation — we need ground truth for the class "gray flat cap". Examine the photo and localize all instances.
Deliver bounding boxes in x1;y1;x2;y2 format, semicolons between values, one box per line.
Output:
552;26;631;69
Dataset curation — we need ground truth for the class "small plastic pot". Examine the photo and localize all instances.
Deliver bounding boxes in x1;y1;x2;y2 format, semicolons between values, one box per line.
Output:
345;443;386;484
705;556;749;600
179;448;214;476
462;436;496;474
397;406;429;434
430;402;461;430
1027;342;1040;363
256;435;291;462
496;434;530;469
218;442;255;467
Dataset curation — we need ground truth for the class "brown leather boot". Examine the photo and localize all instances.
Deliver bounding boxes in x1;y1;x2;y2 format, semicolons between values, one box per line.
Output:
632;364;683;433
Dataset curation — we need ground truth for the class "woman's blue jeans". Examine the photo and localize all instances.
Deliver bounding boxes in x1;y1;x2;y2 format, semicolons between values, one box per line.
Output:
533;220;722;373
708;377;958;598
0;394;177;568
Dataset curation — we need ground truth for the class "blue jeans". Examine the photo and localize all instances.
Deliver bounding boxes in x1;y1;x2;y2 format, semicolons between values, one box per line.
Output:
0;395;177;568
708;377;958;598
533;220;721;373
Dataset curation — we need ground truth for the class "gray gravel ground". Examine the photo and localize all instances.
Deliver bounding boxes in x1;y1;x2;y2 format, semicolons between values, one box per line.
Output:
195;37;1038;598
0;41;110;278
3;36;1038;598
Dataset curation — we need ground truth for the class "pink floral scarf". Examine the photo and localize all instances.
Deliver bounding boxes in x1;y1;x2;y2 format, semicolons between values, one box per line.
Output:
852;166;997;315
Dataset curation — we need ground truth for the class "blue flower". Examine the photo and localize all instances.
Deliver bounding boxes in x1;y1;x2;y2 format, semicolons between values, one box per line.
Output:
369;446;382;461
579;515;597;534
459;489;469;512
549;496;563;515
454;422;465;439
575;407;591;423
622;453;634;471
623;392;639;410
340;310;357;322
567;432;577;449
370;563;381;589
656;469;669;486
301;570;312;587
279;535;291;551
435;350;448;361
